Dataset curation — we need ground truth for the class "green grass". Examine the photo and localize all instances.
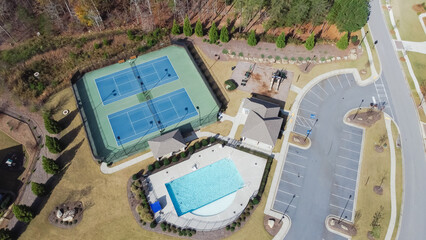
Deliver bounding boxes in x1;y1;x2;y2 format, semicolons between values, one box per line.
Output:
0;130;21;159
389;0;426;42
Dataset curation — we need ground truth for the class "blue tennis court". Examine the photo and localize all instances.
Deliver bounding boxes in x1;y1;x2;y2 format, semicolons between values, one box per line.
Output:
95;56;178;105
108;88;198;145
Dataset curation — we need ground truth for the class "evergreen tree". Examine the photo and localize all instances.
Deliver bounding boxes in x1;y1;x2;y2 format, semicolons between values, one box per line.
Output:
276;32;286;48
220;26;229;43
12;205;34;223
327;0;369;32
43;112;61;134
42;156;60;174
247;30;257;46
183;16;192;36
285;0;311;26
305;33;315;50
195;19;203;37
45;135;62;154
336;33;349;50
309;0;332;26
208;22;219;43
0;228;12;240
171;19;180;35
31;182;47;196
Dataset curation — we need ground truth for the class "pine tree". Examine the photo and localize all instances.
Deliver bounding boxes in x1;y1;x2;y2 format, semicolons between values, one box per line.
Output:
305;33;315;50
247;30;257;46
171;19;180;35
31;182;47;196
45;136;62;154
183;16;192;36
43;112;61;134
327;0;370;32
12;205;34;223
195;19;203;37
42;156;60;174
336;33;349;50
220;26;229;43
208;22;219;43
276;32;286;48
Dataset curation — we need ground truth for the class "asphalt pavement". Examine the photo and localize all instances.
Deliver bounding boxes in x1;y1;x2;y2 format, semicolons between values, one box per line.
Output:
369;0;426;238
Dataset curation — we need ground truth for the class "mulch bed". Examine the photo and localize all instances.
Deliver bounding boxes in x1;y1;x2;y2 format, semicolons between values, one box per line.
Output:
48;201;83;228
327;217;357;237
263;215;283;236
347;109;382;128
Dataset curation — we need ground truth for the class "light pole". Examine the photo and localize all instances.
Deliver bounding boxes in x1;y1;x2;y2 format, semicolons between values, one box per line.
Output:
196;106;201;128
304;118;318;142
338;194;352;224
353;99;364;120
419;95;425;107
117;136;127;155
359;31;369;46
373;40;378;49
304;55;316;72
279;194;296;224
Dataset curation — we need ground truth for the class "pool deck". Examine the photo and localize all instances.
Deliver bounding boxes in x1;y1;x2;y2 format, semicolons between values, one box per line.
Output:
147;145;267;231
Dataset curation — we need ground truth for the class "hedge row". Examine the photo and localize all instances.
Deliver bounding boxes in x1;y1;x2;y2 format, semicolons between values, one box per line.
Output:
158;221;197;237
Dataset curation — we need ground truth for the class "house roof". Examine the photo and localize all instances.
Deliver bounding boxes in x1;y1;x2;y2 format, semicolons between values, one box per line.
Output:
241;111;283;146
148;129;186;159
242;97;280;118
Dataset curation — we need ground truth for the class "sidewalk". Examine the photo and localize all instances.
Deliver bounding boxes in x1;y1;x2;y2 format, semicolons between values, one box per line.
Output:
384;114;397;240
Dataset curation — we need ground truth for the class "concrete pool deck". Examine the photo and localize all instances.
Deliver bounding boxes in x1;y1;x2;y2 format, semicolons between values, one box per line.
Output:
147;145;267;231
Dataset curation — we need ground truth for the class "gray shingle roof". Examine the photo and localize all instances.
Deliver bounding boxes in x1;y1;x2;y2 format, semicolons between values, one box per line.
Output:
148;129;186;159
242;98;280;118
241;111;283;146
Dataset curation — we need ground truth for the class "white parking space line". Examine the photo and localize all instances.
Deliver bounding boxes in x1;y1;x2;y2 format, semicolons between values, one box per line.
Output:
342;74;352;87
330;204;353;212
343;129;362;137
303;98;319;107
281;179;302;188
340;146;360;154
335;173;357;182
278;189;298;197
327;78;336;92
317;84;329;96
332;194;354;202
336;164;358;172
296;118;310;128
275;199;297;208
341;138;361;145
298;107;316;115
284;160;306;169
338;155;359;163
309;89;324;101
337;77;344;88
287;152;308;159
284;169;304;178
334;183;355;192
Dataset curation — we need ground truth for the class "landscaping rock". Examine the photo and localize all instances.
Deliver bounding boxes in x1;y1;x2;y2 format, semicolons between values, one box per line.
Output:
331;57;336;61
349;53;357;60
268;219;275;229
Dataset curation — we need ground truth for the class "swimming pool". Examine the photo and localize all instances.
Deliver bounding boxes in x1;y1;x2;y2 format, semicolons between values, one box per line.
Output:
165;158;244;216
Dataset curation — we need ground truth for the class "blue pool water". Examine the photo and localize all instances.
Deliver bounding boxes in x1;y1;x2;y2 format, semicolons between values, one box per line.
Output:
166;158;244;216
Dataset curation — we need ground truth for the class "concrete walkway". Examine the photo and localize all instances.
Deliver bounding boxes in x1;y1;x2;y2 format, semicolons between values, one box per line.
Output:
100;151;153;174
384;114;398;240
225;101;248;139
396;40;426;54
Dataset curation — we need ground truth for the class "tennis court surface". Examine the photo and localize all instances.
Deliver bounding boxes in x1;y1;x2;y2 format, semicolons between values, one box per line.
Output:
108;88;198;145
95;56;178;105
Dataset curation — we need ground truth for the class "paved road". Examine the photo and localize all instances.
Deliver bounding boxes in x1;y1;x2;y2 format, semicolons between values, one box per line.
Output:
274;74;383;239
369;0;426;238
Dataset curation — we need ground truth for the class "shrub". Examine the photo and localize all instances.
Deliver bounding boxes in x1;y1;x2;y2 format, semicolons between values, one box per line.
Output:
230;226;235;231
225;79;237;90
261;54;265;58
195;19;203;37
194;142;201;149
31;182;47;196
45;135;62;153
351;35;358;44
188;233;192;237
0;228;12;240
247;30;257;46
93;42;101;49
238;52;243;57
201;139;208;146
43;112;61;134
276;32;286;48
154;161;162;169
298;57;304;61
163;158;170;166
172;156;179;162
171;20;180;35
209;137;216;143
336;33;349;50
252;197;260;205
305;33;315;50
183;16;193;36
103;38;111;46
226;225;230;230
12;205;34;223
220;26;229;43
222;49;229;54
188;146;195;154
42;156;60;174
132;174;138;180
150;221;157;228
180;152;187;158
275;56;281;60
148;164;154;171
208;22;219;44
268;55;272;59
127;30;135;40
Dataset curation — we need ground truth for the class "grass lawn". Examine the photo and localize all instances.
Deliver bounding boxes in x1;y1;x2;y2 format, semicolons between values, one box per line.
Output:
234;124;244;140
272;134;284;153
225;159;276;240
193;45;251;117
364;25;381;75
353;113;391;240
391;122;403;239
407;52;426;86
284;90;298;111
390;0;426;42
201;120;233;136
0;130;21;160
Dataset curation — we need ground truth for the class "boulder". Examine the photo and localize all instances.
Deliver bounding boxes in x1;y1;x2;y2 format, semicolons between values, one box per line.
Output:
268;219;275;228
349;53;357;60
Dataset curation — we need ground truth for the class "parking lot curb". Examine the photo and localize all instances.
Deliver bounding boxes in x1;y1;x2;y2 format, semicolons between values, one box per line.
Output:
324;214;353;239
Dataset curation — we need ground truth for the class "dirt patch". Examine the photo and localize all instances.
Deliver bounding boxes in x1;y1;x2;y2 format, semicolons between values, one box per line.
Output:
289;132;310;147
263;215;283;236
412;4;426;14
346;109;382;128
399;56;406;62
373;185;383;195
48;201;84;228
327;217;357;237
374;145;384;153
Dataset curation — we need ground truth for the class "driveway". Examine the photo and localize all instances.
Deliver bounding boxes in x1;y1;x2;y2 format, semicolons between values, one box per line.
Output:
272;74;385;239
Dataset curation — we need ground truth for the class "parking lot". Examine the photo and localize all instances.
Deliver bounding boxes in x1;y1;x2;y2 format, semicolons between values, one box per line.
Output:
272;73;381;239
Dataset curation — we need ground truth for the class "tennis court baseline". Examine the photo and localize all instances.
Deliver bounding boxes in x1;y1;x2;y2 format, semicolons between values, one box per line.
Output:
96;56;178;105
108;88;198;145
